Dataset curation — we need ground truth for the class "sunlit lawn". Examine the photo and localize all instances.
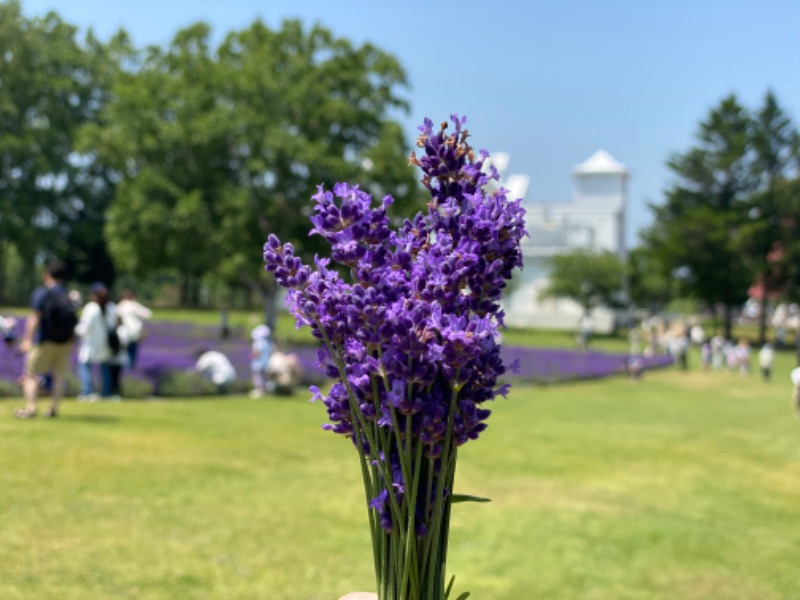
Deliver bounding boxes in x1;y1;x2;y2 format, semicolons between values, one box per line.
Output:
150;309;631;351
2;354;799;599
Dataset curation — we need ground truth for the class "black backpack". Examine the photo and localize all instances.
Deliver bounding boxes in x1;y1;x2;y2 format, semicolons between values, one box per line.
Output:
41;288;78;343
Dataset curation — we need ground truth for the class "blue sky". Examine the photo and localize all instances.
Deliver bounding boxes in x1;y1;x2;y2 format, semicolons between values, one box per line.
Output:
21;0;800;247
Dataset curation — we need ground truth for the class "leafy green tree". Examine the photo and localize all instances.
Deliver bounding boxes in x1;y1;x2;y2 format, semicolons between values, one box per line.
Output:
0;1;125;298
213;20;418;323
747;177;800;305
740;91;800;343
80;24;228;304
85;19;418;320
642;95;754;339
0;1;114;298
627;246;673;313
542;249;625;315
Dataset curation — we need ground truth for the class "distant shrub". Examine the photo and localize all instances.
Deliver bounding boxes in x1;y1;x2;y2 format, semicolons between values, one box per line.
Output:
228;378;252;395
0;378;20;397
122;375;155;399
299;369;325;387
63;374;80;397
0;374;81;398
155;370;219;397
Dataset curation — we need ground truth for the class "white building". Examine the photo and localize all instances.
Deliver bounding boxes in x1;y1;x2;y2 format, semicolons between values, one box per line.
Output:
501;150;629;332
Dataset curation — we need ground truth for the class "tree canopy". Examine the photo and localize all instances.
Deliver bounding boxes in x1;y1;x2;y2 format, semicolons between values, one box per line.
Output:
0;1;117;297
542;249;625;315
0;2;418;311
81;19;418;317
640;92;800;340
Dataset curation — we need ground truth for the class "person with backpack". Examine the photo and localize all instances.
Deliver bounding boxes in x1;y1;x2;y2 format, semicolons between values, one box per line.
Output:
75;283;118;401
15;260;77;419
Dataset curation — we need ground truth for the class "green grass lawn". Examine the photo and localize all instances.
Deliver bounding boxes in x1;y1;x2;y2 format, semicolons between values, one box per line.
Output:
2;361;799;599
151;309;632;351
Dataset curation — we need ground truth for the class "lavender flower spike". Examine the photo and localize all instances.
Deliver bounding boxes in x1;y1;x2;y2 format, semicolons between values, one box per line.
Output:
263;115;526;600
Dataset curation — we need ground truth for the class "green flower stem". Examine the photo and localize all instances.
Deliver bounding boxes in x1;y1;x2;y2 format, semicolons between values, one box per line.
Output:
310;307;461;600
422;379;460;599
434;450;457;596
400;433;424;598
327;338;404;528
309;319;405;595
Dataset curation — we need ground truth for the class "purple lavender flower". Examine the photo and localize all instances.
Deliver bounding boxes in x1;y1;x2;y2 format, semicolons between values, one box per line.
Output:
263;115;527;599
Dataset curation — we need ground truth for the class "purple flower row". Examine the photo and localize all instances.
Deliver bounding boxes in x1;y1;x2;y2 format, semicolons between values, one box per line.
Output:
502;347;674;382
1;316;673;391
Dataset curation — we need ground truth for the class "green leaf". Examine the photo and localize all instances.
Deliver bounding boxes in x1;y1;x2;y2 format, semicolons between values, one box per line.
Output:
451;494;491;504
445;576;472;600
444;575;455;599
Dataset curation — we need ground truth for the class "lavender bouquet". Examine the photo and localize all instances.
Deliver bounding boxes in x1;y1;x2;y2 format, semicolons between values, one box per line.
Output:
264;115;526;600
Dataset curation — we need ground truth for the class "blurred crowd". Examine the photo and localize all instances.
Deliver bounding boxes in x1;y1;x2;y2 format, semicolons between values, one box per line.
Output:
1;259;301;419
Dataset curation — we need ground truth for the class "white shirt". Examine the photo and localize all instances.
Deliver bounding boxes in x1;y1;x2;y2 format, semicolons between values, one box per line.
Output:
758;346;774;368
195;351;237;386
116;299;152;341
75;301;118;363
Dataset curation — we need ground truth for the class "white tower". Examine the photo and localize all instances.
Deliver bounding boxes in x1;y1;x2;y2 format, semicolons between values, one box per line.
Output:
501;149;630;332
571;150;629;257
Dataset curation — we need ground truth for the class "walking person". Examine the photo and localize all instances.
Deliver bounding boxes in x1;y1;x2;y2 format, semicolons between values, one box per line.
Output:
578;312;593;350
75;283;117;401
670;327;689;371
758;343;775;382
700;342;712;371
710;334;726;371
15;260;77;419
116;288;152;369
736;338;751;376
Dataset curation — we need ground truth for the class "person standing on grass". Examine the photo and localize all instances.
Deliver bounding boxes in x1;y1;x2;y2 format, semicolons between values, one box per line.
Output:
116;288;151;369
75;283;117;401
758;343;775;382
710;333;726;371
791;367;800;415
578;312;593;350
107;316;130;401
700;341;712;371
736;338;751;375
249;324;272;398
15;260;77;419
670;327;689;371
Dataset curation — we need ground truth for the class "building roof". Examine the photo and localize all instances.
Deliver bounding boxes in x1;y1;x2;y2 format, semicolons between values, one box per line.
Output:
573;150;629;176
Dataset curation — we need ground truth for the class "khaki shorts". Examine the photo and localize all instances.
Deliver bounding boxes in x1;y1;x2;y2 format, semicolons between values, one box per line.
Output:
25;342;73;378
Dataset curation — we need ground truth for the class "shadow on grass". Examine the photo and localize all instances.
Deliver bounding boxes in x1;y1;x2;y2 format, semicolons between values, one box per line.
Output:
57;414;121;424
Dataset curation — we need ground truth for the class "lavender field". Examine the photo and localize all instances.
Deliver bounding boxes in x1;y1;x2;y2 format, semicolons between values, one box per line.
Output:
0;318;673;396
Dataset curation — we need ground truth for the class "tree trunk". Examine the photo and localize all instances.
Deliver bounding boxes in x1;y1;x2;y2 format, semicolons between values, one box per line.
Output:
239;272;277;329
261;287;276;331
758;297;768;346
0;241;6;304
180;275;202;308
723;304;733;341
191;277;201;307
179;277;190;307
